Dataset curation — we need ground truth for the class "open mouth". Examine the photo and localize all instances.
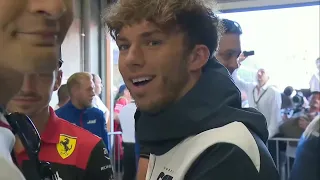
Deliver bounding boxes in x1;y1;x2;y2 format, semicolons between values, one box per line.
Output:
132;76;154;87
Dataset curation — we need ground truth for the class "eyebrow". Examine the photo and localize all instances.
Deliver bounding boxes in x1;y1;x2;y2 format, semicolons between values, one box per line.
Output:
116;29;164;42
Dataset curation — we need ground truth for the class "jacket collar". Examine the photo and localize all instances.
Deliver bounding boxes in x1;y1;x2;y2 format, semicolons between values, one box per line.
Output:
40;107;61;144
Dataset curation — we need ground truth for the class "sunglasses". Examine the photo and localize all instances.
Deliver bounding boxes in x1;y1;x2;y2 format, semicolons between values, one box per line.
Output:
6;113;58;179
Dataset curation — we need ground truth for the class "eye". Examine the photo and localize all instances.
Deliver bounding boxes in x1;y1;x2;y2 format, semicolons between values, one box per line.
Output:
118;44;130;51
147;40;162;46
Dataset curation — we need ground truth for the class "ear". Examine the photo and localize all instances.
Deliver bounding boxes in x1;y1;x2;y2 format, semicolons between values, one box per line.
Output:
188;45;210;71
53;70;63;91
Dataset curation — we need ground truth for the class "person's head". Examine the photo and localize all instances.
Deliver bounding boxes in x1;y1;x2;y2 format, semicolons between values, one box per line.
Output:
104;0;222;113
92;74;103;95
114;84;130;103
215;19;242;74
67;72;95;109
256;68;269;85
0;1;73;106
309;91;320;113
57;84;70;106
316;57;320;70
6;60;63;117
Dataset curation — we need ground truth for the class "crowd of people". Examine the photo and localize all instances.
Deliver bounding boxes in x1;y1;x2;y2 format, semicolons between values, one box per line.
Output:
0;0;319;180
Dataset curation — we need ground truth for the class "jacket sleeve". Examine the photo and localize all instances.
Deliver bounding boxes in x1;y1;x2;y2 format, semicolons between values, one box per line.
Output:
290;136;320;180
139;143;150;159
83;140;114;180
185;143;277;180
99;111;110;152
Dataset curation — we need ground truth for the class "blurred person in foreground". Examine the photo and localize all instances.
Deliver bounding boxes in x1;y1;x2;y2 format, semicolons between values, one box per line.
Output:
290;114;320;180
7;61;113;179
104;0;279;179
0;0;74;179
215;19;242;74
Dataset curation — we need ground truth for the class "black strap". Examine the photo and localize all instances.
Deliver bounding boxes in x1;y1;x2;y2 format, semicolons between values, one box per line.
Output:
252;86;273;107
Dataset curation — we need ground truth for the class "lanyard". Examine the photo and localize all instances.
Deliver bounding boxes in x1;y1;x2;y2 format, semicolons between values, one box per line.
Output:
253;86;271;108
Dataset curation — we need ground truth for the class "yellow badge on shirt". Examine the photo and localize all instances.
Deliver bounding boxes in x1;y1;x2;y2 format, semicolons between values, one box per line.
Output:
56;134;77;159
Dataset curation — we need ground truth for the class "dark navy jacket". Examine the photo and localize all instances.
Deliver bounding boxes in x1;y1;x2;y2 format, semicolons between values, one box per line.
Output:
55;101;109;151
290;116;320;180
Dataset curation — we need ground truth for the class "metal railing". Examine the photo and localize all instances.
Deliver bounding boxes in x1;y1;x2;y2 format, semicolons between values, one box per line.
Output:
268;138;300;180
108;131;123;180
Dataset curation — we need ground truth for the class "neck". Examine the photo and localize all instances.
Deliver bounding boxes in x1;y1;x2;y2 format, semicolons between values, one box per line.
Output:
58;101;67;107
29;107;50;133
258;80;267;88
71;99;84;109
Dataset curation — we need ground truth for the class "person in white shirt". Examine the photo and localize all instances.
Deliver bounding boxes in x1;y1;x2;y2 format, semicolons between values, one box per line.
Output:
118;102;137;180
309;57;320;92
215;19;281;138
232;68;282;139
92;74;110;122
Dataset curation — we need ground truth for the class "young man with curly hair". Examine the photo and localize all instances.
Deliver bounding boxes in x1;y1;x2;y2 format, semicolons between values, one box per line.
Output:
104;0;279;179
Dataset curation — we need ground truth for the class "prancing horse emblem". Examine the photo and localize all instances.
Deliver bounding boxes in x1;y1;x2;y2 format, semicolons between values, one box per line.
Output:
56;134;77;159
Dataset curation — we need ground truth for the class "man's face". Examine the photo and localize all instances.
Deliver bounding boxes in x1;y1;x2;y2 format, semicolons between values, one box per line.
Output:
309;93;320;113
215;33;241;74
6;70;62;116
117;21;207;113
94;75;103;95
0;1;73;105
256;69;268;84
75;78;95;108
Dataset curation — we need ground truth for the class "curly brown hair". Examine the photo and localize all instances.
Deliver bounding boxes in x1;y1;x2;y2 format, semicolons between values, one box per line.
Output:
102;0;223;57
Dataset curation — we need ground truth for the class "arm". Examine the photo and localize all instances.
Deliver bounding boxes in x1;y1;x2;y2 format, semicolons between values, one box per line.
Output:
137;158;149;180
137;143;150;180
99;112;110;152
83;140;113;180
231;69;255;94
267;88;282;138
185;143;278;180
114;98;127;123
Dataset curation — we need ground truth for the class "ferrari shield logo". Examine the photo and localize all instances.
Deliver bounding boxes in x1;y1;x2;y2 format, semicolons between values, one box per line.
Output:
57;134;77;159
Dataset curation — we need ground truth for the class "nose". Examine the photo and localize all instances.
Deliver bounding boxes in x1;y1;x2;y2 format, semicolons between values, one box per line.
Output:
28;0;67;20
228;57;239;72
21;74;37;92
124;45;145;68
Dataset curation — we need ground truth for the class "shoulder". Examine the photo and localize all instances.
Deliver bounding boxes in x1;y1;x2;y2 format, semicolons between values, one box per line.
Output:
303;115;320;138
87;107;105;117
57;117;101;146
184;122;278;179
116;97;128;105
55;104;69;114
267;85;281;93
88;107;104;114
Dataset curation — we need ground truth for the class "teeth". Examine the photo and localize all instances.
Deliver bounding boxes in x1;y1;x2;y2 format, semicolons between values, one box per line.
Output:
132;77;152;83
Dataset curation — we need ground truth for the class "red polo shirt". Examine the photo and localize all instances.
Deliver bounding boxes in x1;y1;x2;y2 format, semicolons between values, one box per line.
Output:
15;107;113;180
